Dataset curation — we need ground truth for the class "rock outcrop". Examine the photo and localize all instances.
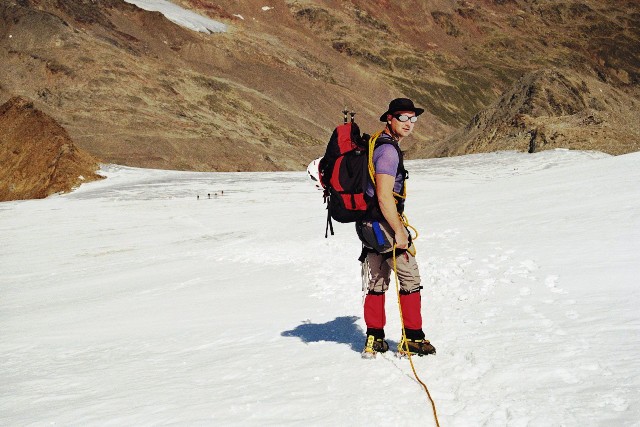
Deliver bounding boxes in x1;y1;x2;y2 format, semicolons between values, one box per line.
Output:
0;96;103;201
434;69;640;156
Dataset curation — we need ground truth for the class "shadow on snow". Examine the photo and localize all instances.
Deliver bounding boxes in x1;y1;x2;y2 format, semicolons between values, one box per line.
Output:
281;316;366;352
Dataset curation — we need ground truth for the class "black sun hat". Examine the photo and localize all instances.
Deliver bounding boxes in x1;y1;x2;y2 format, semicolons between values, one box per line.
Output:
379;98;425;122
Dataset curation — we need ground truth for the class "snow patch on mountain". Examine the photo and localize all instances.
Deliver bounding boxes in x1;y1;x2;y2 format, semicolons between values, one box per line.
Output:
123;0;227;33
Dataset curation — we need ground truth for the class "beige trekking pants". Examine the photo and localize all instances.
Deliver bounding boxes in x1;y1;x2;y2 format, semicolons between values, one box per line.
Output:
363;249;421;294
358;220;421;293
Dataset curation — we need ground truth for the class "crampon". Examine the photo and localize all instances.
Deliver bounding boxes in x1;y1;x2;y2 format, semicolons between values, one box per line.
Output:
396;338;436;357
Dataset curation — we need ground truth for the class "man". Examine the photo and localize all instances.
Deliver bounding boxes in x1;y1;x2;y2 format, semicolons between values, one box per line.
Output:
356;98;436;358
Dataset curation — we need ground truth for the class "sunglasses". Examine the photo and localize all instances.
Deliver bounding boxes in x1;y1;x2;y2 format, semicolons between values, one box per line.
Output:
393;114;418;123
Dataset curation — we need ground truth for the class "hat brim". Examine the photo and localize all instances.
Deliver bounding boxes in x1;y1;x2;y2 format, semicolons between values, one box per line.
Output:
379;108;424;122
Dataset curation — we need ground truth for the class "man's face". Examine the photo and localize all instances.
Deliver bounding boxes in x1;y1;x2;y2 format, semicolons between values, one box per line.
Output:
387;110;417;138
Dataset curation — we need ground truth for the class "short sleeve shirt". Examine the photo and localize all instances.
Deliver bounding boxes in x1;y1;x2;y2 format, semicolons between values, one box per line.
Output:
366;142;404;197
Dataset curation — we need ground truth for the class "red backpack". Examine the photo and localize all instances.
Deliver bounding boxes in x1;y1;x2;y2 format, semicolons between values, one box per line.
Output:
318;112;372;236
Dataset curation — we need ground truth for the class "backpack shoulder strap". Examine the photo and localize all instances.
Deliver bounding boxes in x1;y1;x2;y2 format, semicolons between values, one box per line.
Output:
368;132;406;184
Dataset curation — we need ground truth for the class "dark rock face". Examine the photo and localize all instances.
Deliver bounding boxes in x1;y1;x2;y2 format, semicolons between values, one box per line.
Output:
0;96;103;201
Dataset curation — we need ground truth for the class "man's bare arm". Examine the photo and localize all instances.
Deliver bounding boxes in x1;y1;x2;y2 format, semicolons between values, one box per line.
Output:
375;173;408;249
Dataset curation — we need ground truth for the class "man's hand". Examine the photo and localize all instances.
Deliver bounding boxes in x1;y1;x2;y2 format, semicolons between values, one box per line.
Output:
394;227;409;249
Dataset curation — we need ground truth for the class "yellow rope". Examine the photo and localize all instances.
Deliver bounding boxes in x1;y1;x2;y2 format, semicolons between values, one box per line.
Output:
393;229;440;427
369;130;439;425
401;213;419;256
367;131;383;185
367;131;406;202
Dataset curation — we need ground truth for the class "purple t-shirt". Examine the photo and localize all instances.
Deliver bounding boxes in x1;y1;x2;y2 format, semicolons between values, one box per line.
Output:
366;143;403;197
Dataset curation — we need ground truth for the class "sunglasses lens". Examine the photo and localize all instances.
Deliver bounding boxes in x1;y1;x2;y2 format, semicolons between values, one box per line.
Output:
395;114;417;123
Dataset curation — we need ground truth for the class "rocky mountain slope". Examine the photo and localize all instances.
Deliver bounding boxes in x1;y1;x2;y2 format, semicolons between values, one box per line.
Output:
0;96;103;201
1;0;638;172
437;69;640;156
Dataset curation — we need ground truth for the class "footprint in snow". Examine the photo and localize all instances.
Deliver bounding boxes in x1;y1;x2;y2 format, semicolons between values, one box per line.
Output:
484;308;498;318
504;262;537;280
480;278;496;293
555;367;580;384
545;275;567;294
534;334;552;343
597;393;629;412
565;310;579;320
475;268;491;277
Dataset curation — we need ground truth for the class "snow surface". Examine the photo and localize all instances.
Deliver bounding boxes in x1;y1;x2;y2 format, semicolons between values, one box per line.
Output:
1;150;639;426
123;0;227;34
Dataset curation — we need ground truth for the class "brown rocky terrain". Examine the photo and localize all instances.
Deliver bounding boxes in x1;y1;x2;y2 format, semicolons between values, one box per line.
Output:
0;96;103;201
1;0;639;173
436;68;640;156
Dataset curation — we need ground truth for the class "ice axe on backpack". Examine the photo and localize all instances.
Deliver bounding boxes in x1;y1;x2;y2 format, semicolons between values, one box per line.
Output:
342;107;356;124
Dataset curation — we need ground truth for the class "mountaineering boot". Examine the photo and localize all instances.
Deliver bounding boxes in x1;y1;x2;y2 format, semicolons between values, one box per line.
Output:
398;338;436;356
361;334;389;359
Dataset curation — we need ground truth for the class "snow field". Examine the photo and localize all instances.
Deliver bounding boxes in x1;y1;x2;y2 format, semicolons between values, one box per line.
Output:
1;150;639;425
